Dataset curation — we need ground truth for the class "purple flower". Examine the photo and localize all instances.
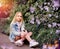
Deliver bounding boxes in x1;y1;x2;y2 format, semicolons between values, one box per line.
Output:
30;17;34;24
30;6;35;13
52;22;57;27
44;6;49;12
57;24;60;27
56;30;60;34
48;24;52;28
52;0;60;8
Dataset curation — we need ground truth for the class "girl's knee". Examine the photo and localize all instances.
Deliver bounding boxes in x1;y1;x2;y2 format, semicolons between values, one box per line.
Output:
21;32;26;38
28;32;32;36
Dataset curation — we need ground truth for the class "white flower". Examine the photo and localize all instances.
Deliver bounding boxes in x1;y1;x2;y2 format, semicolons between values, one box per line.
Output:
48;14;52;17
55;16;58;18
48;2;50;5
48;24;52;28
44;2;47;5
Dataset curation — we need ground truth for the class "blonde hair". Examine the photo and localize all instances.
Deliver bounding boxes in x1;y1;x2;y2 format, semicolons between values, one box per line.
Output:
11;12;24;24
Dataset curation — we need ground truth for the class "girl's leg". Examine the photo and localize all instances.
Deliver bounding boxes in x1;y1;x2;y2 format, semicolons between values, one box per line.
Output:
25;32;39;47
25;32;32;42
15;36;21;41
14;32;26;46
20;32;28;41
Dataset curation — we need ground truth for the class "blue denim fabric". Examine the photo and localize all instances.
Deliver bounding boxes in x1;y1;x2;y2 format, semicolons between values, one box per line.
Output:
9;22;25;42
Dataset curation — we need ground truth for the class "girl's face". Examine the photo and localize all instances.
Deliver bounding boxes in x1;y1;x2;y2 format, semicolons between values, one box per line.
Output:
16;13;23;22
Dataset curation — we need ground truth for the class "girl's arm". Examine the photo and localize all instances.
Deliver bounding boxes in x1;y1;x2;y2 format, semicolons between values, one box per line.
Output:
10;23;21;35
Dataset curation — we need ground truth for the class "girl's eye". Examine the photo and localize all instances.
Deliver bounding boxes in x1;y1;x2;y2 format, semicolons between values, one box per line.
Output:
18;15;22;17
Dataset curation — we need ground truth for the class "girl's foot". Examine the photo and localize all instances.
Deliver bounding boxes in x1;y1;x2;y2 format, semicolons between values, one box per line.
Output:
29;40;39;48
14;40;24;47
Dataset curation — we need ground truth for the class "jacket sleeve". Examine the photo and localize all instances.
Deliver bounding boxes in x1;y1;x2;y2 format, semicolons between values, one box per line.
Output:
9;23;20;42
10;23;21;35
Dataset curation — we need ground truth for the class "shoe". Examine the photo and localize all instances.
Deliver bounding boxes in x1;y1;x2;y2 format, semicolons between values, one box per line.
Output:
29;40;39;48
14;40;23;46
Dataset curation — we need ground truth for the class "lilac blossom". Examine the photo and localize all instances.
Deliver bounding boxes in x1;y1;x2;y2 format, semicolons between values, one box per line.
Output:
56;30;60;34
52;22;57;27
30;17;34;24
52;0;60;8
57;24;60;27
48;24;52;28
44;6;49;12
30;6;35;13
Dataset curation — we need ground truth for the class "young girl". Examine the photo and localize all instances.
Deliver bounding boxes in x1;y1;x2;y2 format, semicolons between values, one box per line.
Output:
9;12;39;47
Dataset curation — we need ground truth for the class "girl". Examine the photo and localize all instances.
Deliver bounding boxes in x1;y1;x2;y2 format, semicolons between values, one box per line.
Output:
9;12;39;47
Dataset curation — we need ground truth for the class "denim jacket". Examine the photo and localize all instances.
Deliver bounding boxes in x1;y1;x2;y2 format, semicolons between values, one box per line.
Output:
9;22;25;42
